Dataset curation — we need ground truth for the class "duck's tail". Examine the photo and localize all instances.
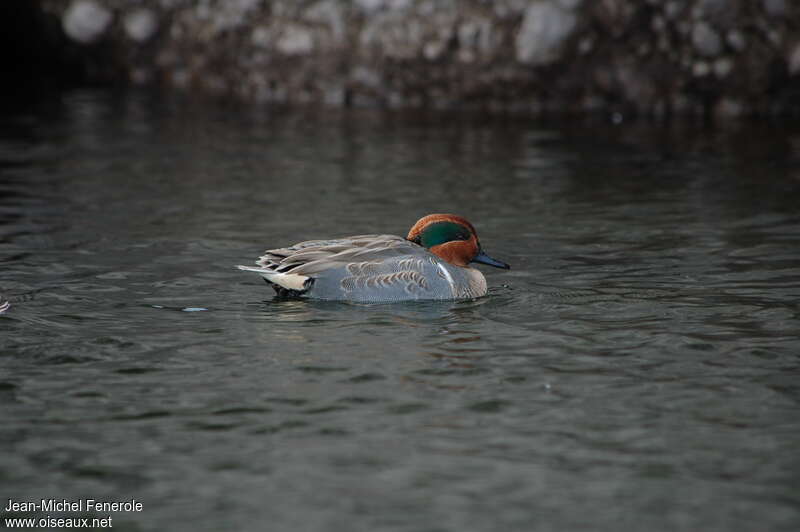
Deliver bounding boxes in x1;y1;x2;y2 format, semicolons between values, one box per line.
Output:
237;265;312;292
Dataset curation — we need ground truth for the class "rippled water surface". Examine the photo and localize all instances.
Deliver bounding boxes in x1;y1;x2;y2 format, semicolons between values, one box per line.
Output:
1;91;799;531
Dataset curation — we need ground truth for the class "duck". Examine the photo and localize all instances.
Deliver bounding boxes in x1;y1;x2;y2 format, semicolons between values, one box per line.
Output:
238;214;509;302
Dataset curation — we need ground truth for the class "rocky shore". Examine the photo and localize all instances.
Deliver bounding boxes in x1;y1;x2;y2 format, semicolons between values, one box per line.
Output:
32;0;800;117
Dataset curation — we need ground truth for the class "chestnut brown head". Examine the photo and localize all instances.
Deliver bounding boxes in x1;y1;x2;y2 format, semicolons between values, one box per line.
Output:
407;214;509;269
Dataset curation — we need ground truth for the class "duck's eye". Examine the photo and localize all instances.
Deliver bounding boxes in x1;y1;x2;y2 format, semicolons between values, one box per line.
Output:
419;222;471;248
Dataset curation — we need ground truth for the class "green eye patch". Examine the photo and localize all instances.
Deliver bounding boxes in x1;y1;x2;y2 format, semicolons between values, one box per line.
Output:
418;221;472;248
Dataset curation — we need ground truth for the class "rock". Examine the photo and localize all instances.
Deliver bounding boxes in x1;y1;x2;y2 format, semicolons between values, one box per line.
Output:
493;0;529;18
458;16;496;56
665;1;682;20
355;0;384;12
713;57;733;78
31;0;800;117
356;0;412;13
423;41;445;61
251;26;270;48
276;25;314;55
350;66;381;89
63;0;112;44
789;42;800;76
651;15;666;33
515;2;577;65
360;12;424;59
694;0;730;24
578;36;594;54
767;29;782;48
763;0;787;17
693;60;710;77
124;9;158;43
556;0;583;9
305;0;346;45
692;22;722;57
210;0;260;33
716;97;744;117
726;29;746;52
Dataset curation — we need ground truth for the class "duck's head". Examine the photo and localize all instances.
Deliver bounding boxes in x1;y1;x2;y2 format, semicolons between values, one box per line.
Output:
407;214;510;270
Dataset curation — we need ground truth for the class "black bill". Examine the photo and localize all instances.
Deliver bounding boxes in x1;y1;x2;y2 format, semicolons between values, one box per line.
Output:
471;250;510;269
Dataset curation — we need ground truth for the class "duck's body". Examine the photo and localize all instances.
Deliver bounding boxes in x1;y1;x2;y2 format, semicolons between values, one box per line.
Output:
238;214;509;302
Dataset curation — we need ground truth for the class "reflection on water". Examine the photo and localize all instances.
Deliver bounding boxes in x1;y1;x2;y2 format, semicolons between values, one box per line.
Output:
1;91;799;532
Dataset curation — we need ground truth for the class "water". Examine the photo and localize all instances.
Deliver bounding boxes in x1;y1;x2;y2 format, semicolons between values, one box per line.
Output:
1;91;799;532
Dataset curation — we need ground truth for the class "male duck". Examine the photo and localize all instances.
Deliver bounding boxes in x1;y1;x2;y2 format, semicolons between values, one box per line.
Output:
238;214;509;302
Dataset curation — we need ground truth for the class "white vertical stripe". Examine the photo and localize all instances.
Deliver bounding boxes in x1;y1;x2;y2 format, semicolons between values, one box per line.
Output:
436;263;456;296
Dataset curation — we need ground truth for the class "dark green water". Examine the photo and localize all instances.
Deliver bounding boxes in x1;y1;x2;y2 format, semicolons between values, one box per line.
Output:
1;91;799;531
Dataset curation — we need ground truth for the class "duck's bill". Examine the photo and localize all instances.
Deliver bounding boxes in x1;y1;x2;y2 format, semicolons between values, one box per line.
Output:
472;250;510;269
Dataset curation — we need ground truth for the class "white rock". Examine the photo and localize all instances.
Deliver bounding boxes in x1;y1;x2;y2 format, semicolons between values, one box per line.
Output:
251;26;270;48
360;14;422;59
726;30;746;51
356;0;410;11
355;0;385;12
351;66;381;88
717;98;743;117
767;29;782;47
692;22;722;58
196;4;210;21
578;36;593;54
276;25;314;55
305;0;346;44
515;2;577;65
693;61;710;77
458;17;494;55
63;0;112;44
665;1;682;19
212;0;260;32
713;57;733;78
172;69;189;88
231;0;260;14
323;85;344;105
556;0;583;9
696;0;727;20
423;41;445;60
124;9;158;43
458;20;476;46
458;49;475;63
789;42;800;75
130;68;151;84
651;15;665;33
388;0;413;10
495;0;529;17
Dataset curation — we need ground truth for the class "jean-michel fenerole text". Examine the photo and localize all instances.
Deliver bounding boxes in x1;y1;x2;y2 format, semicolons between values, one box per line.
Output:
5;498;143;513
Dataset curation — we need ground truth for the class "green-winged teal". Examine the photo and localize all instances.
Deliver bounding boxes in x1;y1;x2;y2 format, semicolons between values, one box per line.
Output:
238;214;509;301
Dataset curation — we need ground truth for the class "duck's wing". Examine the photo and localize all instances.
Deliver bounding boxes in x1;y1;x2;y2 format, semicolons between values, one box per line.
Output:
238;235;426;295
287;235;421;275
249;235;410;272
